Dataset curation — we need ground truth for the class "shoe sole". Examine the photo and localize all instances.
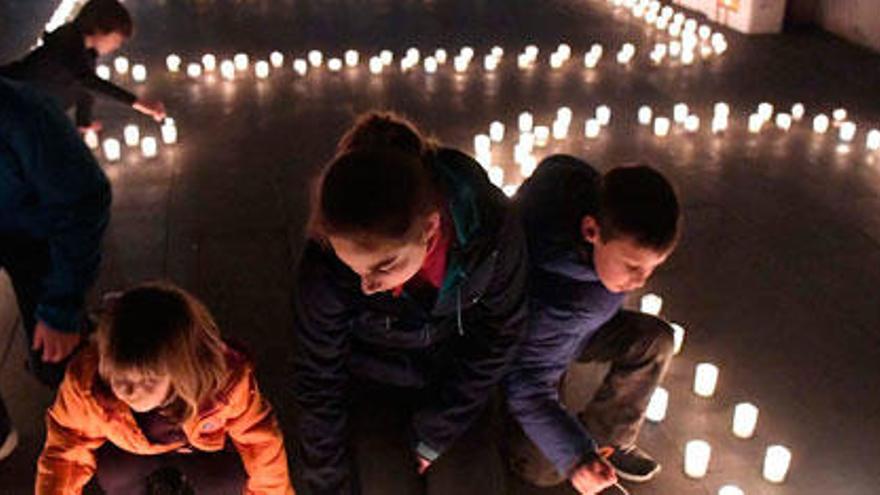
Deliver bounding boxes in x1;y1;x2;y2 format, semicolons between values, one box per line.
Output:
0;430;18;461
613;463;661;483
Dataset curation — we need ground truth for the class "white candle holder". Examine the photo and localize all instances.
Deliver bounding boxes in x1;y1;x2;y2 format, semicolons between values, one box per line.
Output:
114;56;129;74
596;105;612;126
345;50;359;67
489;122;505;142
234;53;249;71
534;126;550;146
791;103;805;121
673;103;689;124
254;61;270;79
220;60;236;80
123;125;139;147
96;65;111;80
640;293;663;315
832;108;848;121
684;440;711;478
474;135;491;156
270;51;285;68
654;117;671;137
839;122;857;142
186;63;202;79
84;130;99;150
813;114;830;134
718;485;744;495
732;402;759;439
140;136;157;158
328;58;343;72
307;50;323;67
776;113;793;131
585;119;601;139
867;130;880;151
638;106;653;125
645;387;668;422
694;363;719;397
166;54;182;72
201;54;217;72
132;64;147;82
102;139;121;162
518;112;534;133
685;115;700;133
161;124;178;145
763;445;792;483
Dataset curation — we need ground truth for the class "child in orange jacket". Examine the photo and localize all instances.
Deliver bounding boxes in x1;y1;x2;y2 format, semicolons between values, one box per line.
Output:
36;282;295;495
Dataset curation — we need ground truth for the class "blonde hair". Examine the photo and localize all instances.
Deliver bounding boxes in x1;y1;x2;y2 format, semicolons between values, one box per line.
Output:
96;282;228;421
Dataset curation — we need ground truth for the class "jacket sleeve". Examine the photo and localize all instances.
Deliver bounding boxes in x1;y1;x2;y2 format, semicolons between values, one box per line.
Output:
14;92;111;332
291;243;355;495
503;293;598;476
74;90;94;127
36;365;107;494
226;367;295;495
77;73;137;107
411;209;528;462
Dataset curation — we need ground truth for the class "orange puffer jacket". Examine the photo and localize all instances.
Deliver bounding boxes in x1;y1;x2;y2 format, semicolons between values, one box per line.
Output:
36;344;295;495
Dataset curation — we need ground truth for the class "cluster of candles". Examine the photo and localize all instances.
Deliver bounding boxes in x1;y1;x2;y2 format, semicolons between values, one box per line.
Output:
95;56;149;83
86;118;178;162
606;0;729;64
639;293;793;490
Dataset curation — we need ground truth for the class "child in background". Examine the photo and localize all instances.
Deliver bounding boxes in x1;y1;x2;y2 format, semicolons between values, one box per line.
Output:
36;282;294;495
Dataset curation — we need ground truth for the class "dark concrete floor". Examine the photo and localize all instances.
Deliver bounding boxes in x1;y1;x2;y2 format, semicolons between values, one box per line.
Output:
2;1;880;494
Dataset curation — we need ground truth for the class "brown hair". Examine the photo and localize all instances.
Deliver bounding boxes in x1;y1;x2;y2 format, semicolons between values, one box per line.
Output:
74;0;133;38
96;282;227;421
309;111;441;243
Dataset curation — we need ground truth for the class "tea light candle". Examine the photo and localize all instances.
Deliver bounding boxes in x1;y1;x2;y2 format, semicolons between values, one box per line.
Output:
234;53;249;71
669;41;682;57
434;49;448;64
454;56;469;73
307;50;323;67
328;58;343;72
502;184;519;198
123;124;139;147
166;54;182;72
550;53;564;69
534;126;550;146
654;117;671;137
712;116;728;134
131;64;147;82
645;387;668;422
557;107;573;126
114;56;129;74
270;51;284;68
596;105;611;126
839;122;857;142
584;53;599;69
694;363;719;397
585;119;601;139
255;61;270;79
474;134;491;156
344;50;360;67
718;485;744;495
776;113;793;131
424;57;438;73
96;65;111;80
638;106;653;125
791;103;805;121
749;114;764;134
684;440;711;478
552;120;569;139
699;25;712;40
813;114;830;134
460;46;474;60
714;102;730;118
161;123;177;145
488;166;504;187
489;121;505;142
832;108;847;121
519;132;536;151
640;293;663;315
186;63;202;79
483;55;499;71
670;323;685;354
763;445;792;483
685;115;700;133
102;138;121;162
140;136;157;158
520;156;537;178
202;54;217;72
758;103;774;122
366;57;381;74
867;129;880;151
732;402;759;439
380;50;393;65
220;60;236;80
491;46;504;58
673;103;689;124
518;112;534;133
525;45;539;58
83;130;99;149
558;43;572;59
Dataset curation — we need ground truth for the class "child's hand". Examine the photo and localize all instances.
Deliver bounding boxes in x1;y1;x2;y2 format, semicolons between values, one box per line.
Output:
133;99;167;121
569;452;617;494
417;455;432;475
32;320;81;363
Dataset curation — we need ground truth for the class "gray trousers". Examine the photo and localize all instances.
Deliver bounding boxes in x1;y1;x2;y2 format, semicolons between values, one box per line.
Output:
508;310;675;486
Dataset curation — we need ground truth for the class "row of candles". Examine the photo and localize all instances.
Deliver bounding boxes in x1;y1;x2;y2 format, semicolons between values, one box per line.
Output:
639;293;792;490
86;118;178;162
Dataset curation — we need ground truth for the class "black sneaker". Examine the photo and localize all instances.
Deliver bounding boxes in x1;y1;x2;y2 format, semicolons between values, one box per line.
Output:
607;445;661;482
599;483;630;495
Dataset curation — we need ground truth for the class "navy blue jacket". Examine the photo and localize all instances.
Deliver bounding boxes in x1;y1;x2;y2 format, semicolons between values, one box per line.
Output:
0;78;111;332
292;148;528;494
505;155;624;476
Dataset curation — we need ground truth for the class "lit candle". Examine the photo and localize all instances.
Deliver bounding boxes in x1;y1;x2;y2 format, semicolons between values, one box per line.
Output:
589;43;603;58
584;53;599;69
670;323;685;354
732;402;759;439
595;105;612;126
488;166;504;187
123;124;139;147
684;440;711;478
552;120;569;139
186;63;202;79
489;121;505;142
550;53;564;69
525;45;539;58
867;129;880;151
307;50;323;67
434;49;448;64
234;53;249;71
673;103;689;124
718;485;744;495
654;117;671;137
520;156;537;178
113;56;129;74
140;136;157;158
483;55;498;71
102;138;121;162
96;65;111;80
763;445;792;483
83;130;99;149
557;107;573;126
345;50;360;67
518;112;534;133
474;134;491;156
454;56;469;73
460;46;474;60
813;114;830;134
638;106;653;125
698;25;712;40
534;126;550;146
519;132;536;151
584;119;601;139
645;387;668;422
161;123;177;145
714;102;730;118
694;363;719;397
776;113;793;131
202;54;217;72
669;41;682;57
712;116;728;134
255;61;270;79
380;50;393;66
557;43;572;60
166;54;182;72
368;57;383;74
131;64;147;82
424;57;438;73
791;103;805;121
685;115;700;133
839;122;857;142
502;184;519;198
270;51;284;68
491;46;504;58
832;108;847;121
681;50;695;65
640;293;663;315
758;103;774;122
328;58;343;72
749;114;764;134
220;60;236;80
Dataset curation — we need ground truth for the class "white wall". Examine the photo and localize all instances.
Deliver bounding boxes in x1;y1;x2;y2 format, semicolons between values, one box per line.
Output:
788;0;880;52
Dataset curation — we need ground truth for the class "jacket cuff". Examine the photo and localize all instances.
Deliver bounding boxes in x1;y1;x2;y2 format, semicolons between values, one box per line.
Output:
35;303;82;333
415;441;441;463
